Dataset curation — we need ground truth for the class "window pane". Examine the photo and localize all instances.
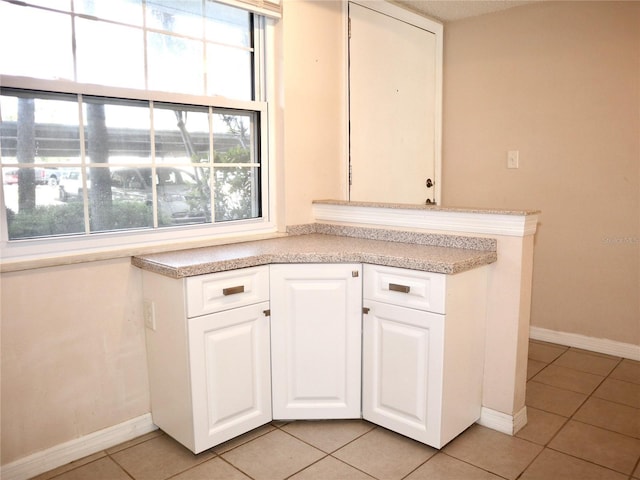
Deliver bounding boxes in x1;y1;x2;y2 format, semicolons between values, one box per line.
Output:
0;93;83;168
156;166;210;226
75;18;145;89
154;104;210;164
214;166;259;221
205;1;251;47
4;166;87;239
146;0;203;36
147;32;204;95
83;99;151;164
74;0;143;26
97;166;153;231
0;3;74;81
1;92;84;239
207;44;252;99
213;112;255;164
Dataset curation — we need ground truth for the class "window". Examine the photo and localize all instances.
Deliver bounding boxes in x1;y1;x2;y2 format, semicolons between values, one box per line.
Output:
0;0;277;259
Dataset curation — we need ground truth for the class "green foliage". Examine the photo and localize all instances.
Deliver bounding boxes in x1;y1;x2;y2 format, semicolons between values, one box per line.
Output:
101;201;154;231
6;201;155;239
6;203;85;239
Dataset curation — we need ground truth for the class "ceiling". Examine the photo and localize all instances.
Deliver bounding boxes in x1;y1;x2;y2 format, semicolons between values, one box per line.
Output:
393;0;538;22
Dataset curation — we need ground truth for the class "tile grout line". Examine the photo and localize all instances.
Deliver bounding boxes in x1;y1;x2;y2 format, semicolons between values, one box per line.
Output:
275;421;382;479
28;342;639;480
523;347;638;479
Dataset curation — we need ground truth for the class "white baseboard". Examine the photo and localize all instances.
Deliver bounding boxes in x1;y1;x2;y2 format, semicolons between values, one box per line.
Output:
1;414;157;480
530;326;640;361
478;406;527;436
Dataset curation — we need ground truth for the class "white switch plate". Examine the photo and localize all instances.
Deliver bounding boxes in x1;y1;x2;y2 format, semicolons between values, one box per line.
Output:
507;150;519;169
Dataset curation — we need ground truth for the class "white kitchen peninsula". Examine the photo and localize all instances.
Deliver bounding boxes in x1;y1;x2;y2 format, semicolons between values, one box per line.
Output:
311;200;540;436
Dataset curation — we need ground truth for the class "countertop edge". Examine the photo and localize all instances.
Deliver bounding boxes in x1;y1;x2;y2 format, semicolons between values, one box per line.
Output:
312;199;541;216
132;233;498;279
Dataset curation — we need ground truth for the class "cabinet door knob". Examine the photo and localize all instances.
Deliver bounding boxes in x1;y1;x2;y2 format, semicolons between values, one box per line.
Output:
389;283;411;294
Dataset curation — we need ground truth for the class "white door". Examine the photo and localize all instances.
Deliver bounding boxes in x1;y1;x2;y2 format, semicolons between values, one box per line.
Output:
362;300;445;447
349;1;439;204
270;264;362;419
188;301;272;452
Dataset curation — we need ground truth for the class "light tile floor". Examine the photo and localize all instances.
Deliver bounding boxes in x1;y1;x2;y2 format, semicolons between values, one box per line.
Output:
33;341;640;480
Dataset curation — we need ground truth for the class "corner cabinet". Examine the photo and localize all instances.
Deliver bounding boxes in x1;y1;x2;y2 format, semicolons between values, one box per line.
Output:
270;264;362;419
142;266;272;454
362;264;488;448
141;261;489;453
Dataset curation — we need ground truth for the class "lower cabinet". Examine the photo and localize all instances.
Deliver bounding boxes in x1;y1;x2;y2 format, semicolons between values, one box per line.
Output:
362;264;488;448
363;300;445;446
188;302;272;451
143;262;487;453
142;266;272;454
270;263;362;419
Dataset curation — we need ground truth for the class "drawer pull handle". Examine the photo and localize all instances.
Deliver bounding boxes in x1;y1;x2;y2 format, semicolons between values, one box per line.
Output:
389;283;411;294
223;285;245;296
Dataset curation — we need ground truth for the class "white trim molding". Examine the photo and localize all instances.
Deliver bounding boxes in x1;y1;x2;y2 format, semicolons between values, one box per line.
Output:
478;406;528;436
312;202;539;237
530;326;640;361
1;414;157;480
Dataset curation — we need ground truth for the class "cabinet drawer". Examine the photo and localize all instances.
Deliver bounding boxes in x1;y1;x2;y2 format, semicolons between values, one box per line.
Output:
186;266;269;318
363;264;446;314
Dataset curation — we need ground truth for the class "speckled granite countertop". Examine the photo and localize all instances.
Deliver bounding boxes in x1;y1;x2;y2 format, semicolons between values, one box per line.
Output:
132;225;497;279
313;199;541;216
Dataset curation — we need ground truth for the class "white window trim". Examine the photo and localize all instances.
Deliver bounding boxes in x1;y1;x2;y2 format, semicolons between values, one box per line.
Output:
0;19;279;266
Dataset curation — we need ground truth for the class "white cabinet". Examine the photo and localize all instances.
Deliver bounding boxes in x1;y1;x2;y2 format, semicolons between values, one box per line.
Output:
142;266;271;454
142;260;490;451
362;264;488;448
270;264;362;419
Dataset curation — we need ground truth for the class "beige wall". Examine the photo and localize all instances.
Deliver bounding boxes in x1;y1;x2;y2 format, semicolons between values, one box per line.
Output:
281;0;348;225
442;1;640;345
1;259;150;464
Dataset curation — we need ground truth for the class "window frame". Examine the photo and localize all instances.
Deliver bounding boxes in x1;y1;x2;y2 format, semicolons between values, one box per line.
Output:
0;3;278;264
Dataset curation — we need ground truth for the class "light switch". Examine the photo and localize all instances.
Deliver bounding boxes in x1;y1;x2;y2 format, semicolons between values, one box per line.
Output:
507;150;519;169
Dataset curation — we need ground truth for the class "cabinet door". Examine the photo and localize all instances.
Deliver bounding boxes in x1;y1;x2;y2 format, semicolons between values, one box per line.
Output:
188;301;272;453
362;300;445;447
270;264;362;419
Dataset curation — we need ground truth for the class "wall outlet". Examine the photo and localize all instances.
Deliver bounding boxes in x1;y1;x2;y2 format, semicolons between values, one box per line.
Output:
143;299;156;331
507;150;519;169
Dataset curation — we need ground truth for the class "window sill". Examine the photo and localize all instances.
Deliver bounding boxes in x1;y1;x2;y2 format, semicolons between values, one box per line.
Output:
0;230;285;274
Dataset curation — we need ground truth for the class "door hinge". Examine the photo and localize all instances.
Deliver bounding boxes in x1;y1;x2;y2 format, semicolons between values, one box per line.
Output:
263;309;271;317
352;270;359;277
348;17;351;39
362;307;370;314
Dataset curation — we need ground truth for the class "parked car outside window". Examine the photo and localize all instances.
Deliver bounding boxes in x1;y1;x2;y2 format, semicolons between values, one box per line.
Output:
59;166;209;225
